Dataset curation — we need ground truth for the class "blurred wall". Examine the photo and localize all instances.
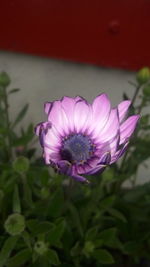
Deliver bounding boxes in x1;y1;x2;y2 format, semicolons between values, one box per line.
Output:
0;51;149;185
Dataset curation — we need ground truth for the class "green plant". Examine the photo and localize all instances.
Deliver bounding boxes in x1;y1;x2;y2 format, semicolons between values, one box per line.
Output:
0;69;150;267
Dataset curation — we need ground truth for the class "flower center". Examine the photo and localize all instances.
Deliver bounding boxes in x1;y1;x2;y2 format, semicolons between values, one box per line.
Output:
60;134;94;164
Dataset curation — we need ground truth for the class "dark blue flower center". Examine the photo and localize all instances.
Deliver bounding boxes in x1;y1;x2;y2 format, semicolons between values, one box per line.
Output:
60;134;94;164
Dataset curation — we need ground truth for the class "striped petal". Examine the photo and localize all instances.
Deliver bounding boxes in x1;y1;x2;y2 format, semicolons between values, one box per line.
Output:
118;100;131;123
74;100;91;133
120;115;140;145
95;109;119;142
48;100;69;135
90;94;111;135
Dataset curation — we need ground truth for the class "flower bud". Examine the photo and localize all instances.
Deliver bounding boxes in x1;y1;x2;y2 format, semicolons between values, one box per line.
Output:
34;241;48;255
136;67;150;85
0;71;11;87
4;213;25;236
13;156;29;173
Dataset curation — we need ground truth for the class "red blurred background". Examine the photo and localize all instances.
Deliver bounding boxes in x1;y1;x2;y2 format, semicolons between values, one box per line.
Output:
0;0;150;70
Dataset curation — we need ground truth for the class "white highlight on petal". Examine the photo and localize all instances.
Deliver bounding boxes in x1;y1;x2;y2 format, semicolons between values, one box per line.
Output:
74;100;91;133
118;100;131;123
61;96;76;132
90;93;111;136
94;108;119;142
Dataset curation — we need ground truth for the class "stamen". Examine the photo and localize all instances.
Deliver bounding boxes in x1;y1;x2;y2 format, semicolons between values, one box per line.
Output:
60;133;95;165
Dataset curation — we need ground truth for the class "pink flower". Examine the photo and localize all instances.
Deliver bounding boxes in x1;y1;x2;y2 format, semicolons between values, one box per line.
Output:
35;94;140;183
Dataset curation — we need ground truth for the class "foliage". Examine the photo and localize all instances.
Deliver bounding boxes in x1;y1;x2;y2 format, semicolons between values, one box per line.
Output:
0;69;150;267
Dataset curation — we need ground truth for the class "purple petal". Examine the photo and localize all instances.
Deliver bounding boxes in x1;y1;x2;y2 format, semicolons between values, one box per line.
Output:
77;164;92;174
99;152;111;165
84;164;106;175
61;96;79;132
44;102;52;115
95;108;119;142
118;100;131;123
35;121;52;143
70;166;89;183
43;146;60;164
120;115;140;145
57;160;72;175
74;100;91;133
35;122;43;136
90;93;111;135
72;173;89;183
43;124;61;151
110;142;129;164
48;100;69;135
109;135;120;156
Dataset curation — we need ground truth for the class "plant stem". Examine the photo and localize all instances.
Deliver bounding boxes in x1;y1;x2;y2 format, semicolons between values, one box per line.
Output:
67;177;74;201
3;86;12;158
131;85;141;104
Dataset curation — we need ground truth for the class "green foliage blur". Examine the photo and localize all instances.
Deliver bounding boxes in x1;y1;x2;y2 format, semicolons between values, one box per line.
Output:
0;69;150;267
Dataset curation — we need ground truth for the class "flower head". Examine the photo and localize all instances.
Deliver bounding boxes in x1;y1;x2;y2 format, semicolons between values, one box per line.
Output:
35;94;139;183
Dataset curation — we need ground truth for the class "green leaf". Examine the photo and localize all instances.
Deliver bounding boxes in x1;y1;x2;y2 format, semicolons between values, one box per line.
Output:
102;169;115;183
85;226;98;241
100;195;116;209
34;222;54;236
27;220;53;236
13;156;29;173
143;85;150;97
68;203;83;237
12;103;29;128
9;88;20;94
94;239;103;248
93;249;115;264
47;220;66;245
13;185;21;213
22;231;32;250
48;189;64;218
6;248;31;267
97;227;123;250
98;228;117;244
0;236;19;267
26;219;38;232
70;241;80;257
108;208;127;223
123;240;143;255
83;241;95;255
31;257;51;267
46;249;60;266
